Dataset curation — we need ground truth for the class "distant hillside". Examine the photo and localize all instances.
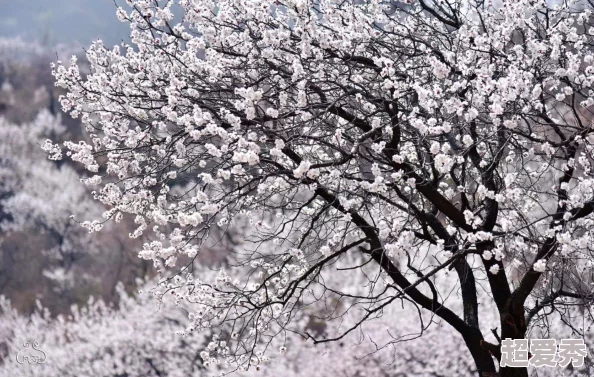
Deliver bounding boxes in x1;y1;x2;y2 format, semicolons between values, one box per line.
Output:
0;0;131;48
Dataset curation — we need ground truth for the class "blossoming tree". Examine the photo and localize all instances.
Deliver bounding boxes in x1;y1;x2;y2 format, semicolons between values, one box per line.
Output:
0;282;210;377
0;255;589;377
0;110;109;308
49;0;594;376
0;102;148;313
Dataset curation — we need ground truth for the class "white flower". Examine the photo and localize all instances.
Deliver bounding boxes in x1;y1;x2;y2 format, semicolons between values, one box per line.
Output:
392;154;404;164
462;135;474;147
465;108;479;121
293;160;311;179
533;259;547;273
489;265;500;275
434;154;454;174
503;119;517;129
266;108;279;118
430;141;441;155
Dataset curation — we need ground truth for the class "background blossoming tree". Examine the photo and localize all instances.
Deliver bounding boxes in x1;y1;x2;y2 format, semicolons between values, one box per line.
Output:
0;260;481;377
0;38;152;315
1;256;591;377
48;0;594;376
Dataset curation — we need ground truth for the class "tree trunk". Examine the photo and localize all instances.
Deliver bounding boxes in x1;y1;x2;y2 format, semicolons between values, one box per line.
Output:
462;328;499;377
497;304;529;377
499;366;528;377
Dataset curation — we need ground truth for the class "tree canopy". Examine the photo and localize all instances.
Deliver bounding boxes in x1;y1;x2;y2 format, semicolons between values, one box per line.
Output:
48;1;594;376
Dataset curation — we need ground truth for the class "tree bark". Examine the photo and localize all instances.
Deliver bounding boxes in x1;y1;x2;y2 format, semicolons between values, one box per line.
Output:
461;328;499;377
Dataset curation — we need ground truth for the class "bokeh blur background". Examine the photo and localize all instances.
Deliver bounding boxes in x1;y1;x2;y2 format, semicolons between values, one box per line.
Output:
0;0;149;316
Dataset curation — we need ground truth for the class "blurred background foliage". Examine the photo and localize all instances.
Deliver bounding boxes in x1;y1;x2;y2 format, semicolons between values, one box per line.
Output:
0;1;152;316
